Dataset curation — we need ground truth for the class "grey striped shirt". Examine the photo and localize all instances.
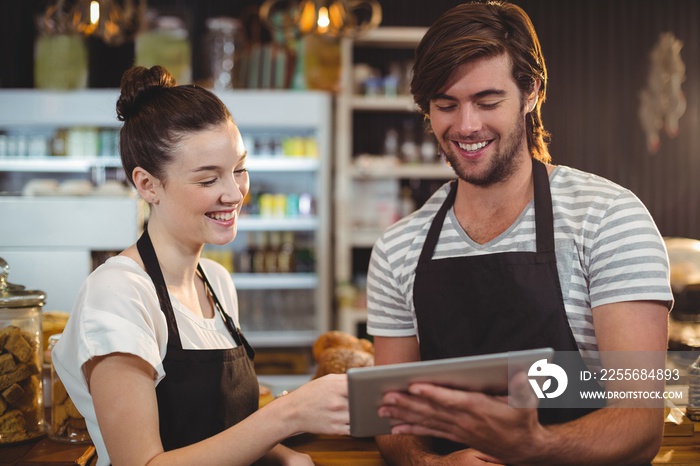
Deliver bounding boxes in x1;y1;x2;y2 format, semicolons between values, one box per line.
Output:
366;165;672;367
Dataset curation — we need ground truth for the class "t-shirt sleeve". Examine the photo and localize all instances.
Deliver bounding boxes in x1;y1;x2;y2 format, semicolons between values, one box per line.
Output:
76;267;168;384
366;235;416;337
588;190;673;309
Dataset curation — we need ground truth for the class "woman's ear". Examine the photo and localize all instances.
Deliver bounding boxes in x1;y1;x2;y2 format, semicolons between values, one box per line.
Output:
132;167;160;204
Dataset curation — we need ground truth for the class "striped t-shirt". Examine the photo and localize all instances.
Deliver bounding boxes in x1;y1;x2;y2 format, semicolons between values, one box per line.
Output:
366;165;672;367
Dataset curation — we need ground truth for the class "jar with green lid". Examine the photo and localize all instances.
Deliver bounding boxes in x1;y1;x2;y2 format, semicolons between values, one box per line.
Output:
0;257;46;445
48;333;90;443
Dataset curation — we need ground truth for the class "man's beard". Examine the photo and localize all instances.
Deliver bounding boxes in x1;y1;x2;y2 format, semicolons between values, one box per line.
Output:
441;117;527;187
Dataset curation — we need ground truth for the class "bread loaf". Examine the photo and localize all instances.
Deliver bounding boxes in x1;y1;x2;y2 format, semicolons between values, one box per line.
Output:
312;331;374;378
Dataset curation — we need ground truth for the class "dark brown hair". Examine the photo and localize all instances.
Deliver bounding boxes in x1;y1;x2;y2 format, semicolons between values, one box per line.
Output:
411;1;551;162
116;65;233;186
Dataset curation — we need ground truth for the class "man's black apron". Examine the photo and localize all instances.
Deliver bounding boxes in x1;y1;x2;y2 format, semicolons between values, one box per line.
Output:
414;158;602;455
137;230;258;452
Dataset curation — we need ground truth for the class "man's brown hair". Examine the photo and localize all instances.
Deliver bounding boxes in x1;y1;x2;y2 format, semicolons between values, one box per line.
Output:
411;1;551;162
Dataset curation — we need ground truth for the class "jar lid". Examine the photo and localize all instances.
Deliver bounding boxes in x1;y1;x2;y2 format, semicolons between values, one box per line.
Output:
206;17;242;33
0;257;46;308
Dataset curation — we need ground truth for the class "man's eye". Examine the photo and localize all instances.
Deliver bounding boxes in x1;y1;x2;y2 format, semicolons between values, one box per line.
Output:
479;102;500;109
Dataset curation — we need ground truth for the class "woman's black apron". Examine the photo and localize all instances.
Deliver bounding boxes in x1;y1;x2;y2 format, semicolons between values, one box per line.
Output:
413;159;603;455
137;230;258;451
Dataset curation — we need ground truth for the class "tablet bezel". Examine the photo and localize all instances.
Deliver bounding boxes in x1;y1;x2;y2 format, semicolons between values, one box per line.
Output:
347;347;554;437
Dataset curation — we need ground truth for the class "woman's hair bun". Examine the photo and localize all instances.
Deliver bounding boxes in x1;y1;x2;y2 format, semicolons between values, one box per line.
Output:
116;65;177;121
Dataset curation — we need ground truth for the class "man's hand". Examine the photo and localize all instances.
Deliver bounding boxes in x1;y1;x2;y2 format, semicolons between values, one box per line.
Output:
378;371;544;464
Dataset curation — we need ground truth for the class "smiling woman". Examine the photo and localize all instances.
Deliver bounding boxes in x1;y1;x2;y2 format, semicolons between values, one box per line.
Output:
50;65;350;466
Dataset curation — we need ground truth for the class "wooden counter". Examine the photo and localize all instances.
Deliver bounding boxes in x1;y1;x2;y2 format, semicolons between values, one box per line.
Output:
2;422;698;465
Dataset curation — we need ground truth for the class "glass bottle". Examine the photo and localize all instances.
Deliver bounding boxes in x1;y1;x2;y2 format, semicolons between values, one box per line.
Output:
203;17;246;90
400;119;420;164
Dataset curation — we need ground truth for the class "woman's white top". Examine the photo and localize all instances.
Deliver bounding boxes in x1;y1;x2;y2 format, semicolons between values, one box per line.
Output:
52;256;239;466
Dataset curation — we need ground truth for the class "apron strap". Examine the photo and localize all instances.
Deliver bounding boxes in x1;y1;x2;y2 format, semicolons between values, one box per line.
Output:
197;264;256;360
532;158;555;254
417;180;456;265
136;229;183;350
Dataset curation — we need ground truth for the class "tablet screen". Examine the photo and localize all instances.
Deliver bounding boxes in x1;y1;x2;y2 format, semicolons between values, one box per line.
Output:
347;347;554;437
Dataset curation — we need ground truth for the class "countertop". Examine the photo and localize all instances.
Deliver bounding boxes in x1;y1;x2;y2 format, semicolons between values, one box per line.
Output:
2;420;698;465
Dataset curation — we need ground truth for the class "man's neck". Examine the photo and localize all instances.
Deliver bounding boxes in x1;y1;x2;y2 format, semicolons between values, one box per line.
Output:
452;157;539;244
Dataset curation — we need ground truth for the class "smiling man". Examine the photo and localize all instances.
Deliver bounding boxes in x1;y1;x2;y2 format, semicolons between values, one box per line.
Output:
366;1;672;465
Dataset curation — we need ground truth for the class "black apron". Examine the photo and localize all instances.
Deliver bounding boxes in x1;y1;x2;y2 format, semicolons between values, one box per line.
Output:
137;230;258;452
414;159;603;455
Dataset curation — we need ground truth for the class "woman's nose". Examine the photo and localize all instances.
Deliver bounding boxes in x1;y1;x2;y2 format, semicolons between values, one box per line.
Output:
221;175;244;205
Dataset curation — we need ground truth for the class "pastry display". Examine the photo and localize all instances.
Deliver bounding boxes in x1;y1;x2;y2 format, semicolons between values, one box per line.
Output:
51;375;90;443
0;326;43;444
312;331;374;378
259;384;275;408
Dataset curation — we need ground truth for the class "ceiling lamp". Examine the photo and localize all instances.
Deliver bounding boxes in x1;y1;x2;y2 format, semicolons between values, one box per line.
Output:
43;0;146;46
259;0;382;38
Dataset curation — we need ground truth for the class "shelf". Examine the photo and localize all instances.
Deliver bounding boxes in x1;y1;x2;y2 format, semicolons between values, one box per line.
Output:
1;89;333;347
350;95;418;112
0;155;317;175
238;216;318;231
245;330;317;348
233;273;318;290
0;90;121;127
246;157;319;171
354;27;428;48
0;156;122;172
352;161;455;179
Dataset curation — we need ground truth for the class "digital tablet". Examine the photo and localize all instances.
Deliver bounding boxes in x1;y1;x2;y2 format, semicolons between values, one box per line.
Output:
347;347;554;437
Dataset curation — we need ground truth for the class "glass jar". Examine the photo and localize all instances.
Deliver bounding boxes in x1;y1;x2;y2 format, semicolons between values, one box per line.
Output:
34;33;88;90
203;17;246;90
135;15;192;85
686;356;700;421
0;257;46;445
48;334;90;443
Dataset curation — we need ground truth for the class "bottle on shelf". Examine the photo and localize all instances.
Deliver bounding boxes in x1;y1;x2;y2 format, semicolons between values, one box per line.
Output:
399;186;416;218
400;119;420;164
252;232;267;274
235;235;253;274
294;232;315;273
421;135;438;164
265;231;281;273
278;231;296;274
383;127;400;158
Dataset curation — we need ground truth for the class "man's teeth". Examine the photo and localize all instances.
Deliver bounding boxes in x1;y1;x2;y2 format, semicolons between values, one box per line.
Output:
208;211;234;221
457;141;488;151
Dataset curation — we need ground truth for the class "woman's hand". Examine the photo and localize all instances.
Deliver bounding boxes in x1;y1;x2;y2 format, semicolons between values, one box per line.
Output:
253;444;314;466
276;373;350;436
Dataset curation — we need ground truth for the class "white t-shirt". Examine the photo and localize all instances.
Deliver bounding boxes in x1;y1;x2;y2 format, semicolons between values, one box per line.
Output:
52;256;240;466
367;165;673;369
